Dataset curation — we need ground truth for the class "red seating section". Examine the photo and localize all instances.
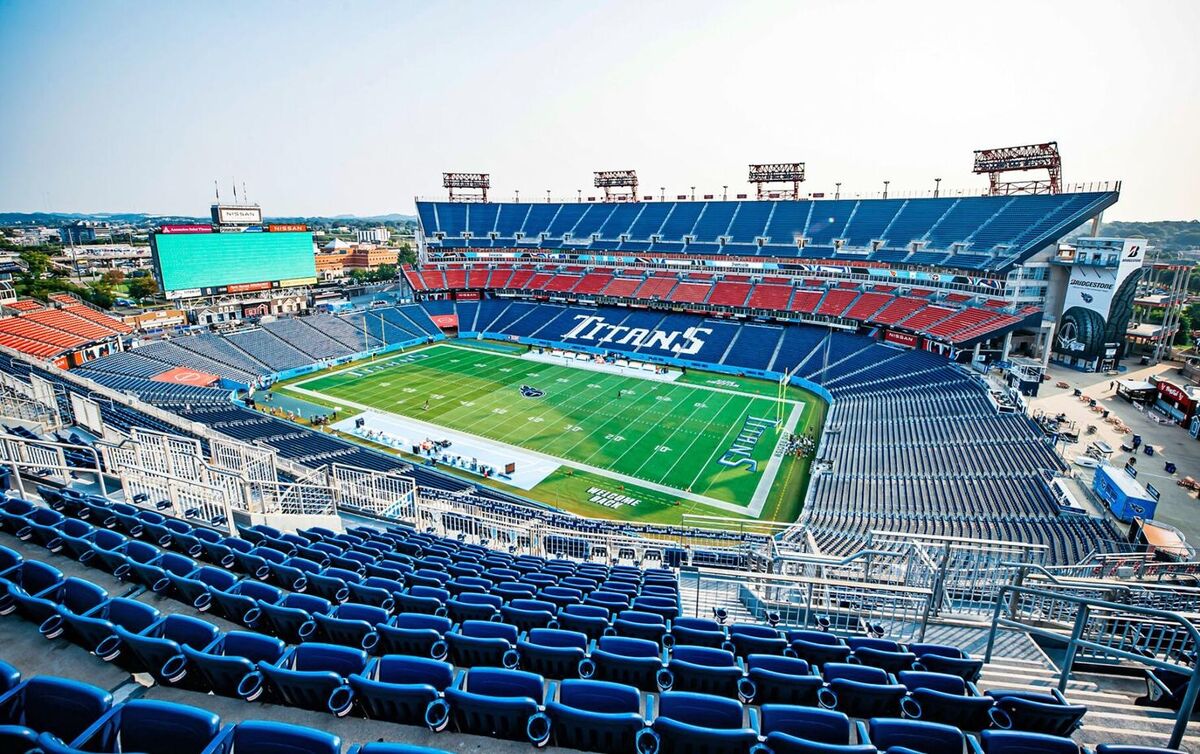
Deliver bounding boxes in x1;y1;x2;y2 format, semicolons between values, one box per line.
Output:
0;298;128;359
844;292;892;321
635;276;677;299
816;289;858;317
667;283;711;304
868;297;926;325
398;263;1031;345
789;289;824;314
899;305;956;331
708;282;751;307
747;284;792;310
602;277;641;297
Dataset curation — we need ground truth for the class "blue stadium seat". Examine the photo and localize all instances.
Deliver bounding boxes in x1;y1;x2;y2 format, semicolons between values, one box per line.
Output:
445;619;520;668
986;689;1087;736
579;635;667;692
56;597;161;661
746;655;827;706
664;645;750;701
256;592;333;643
538;678;645;752
788;630;853;666
208;579;283;629
37;699;221;754
853;643;919;675
307;564;362;597
446;592;501;622
727;623;788;658
0;559;63;615
428;667;545;740
758;705;873;754
980;730;1081;754
0;676;113;747
115;613;221;685
866;718;970;754
395;585;450;615
42;518;95;557
182;630;287;699
613;609;668;644
346;575;403;611
513;627;588;679
637;691;758;754
910;643;984;683
823;663;907;719
166;564;240;612
898;670;996;730
555;603;612;641
348;655;455;725
665;617;726;649
376;612;453;659
501;598;559;632
308;602;390;652
9;575;106;638
242;642;368;716
14;507;66;548
203;720;342;754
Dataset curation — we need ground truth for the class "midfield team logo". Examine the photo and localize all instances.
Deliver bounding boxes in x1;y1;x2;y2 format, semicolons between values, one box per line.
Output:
519;385;545;398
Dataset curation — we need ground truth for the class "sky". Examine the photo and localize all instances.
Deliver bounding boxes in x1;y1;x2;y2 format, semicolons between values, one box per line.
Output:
1;0;1197;221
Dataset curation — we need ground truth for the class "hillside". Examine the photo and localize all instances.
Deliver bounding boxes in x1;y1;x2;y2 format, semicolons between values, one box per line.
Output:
1067;220;1200;254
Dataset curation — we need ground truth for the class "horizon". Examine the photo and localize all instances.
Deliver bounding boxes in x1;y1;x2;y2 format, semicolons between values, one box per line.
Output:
2;0;1197;221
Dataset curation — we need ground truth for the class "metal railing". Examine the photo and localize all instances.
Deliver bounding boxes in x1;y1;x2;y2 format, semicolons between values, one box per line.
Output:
685;566;934;643
986;584;1200;749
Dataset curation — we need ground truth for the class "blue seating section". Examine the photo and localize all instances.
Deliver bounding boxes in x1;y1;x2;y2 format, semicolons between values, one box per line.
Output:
0;492;1175;754
226;329;314;372
417;192;1118;271
262;318;354;361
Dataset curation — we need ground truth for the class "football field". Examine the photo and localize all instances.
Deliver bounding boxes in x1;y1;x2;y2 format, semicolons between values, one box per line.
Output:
283;343;821;521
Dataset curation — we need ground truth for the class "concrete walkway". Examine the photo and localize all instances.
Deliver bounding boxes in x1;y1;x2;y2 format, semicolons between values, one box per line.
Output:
1028;359;1200;545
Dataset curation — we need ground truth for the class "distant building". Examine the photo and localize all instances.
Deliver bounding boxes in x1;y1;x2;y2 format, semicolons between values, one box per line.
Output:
314;241;398;279
356;227;390;245
60;220;111;244
8;227;58;246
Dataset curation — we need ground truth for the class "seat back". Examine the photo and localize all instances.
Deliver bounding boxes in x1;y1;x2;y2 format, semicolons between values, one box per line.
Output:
84;699;221;754
223;721;341;754
444;668;543;741
869;718;965;754
546;679;644;753
0;677;112;743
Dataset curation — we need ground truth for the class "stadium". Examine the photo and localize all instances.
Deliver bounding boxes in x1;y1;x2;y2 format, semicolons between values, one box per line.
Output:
0;150;1198;754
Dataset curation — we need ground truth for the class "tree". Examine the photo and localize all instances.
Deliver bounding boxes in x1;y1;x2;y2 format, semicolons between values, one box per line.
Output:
18;250;50;281
101;269;125;287
397;242;416;266
127;276;158;301
371;264;397;282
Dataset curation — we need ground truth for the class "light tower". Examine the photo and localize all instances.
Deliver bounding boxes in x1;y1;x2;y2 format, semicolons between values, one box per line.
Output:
972;142;1062;195
442;172;489;202
593;170;639;202
748;162;806;200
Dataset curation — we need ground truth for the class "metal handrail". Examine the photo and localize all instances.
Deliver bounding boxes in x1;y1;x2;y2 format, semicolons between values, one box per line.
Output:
986;583;1200;749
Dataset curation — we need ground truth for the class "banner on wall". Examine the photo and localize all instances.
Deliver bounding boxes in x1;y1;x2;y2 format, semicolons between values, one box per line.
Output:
1053;239;1146;362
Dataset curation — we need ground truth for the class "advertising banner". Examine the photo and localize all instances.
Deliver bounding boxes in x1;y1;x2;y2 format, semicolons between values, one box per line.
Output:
1053;239;1146;361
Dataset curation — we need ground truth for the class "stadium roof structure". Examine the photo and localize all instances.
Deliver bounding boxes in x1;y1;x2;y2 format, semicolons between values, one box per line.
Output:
416;190;1118;273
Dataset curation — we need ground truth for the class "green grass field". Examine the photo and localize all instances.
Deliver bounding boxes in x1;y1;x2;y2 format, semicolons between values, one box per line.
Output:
280;342;824;524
